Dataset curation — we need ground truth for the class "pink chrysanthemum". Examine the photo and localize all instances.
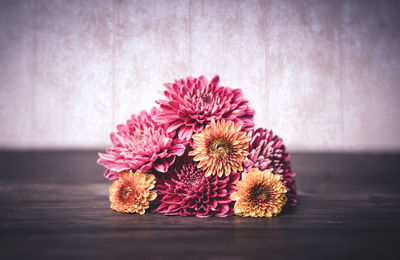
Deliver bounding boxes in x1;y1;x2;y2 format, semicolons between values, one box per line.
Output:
98;107;187;180
154;75;255;140
155;155;240;217
243;128;297;208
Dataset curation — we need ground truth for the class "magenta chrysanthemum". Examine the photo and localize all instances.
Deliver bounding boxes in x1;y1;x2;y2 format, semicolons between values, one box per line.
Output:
155;156;240;217
243;128;297;208
154;75;255;140
97;107;187;180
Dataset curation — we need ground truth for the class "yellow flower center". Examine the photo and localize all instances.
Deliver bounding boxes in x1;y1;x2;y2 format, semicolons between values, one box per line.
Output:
208;138;230;158
258;192;267;200
121;186;133;201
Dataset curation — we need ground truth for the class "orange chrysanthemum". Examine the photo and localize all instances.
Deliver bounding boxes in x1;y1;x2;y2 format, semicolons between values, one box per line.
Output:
231;168;287;217
188;118;251;177
109;170;157;214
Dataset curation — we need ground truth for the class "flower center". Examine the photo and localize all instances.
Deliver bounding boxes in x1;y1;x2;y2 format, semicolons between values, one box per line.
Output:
132;128;146;142
179;165;204;187
134;133;145;141
201;94;212;104
249;183;271;204
208;138;230;158
187;173;200;184
120;186;134;201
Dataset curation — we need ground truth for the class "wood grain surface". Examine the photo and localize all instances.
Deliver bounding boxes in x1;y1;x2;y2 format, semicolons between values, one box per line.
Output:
0;151;399;259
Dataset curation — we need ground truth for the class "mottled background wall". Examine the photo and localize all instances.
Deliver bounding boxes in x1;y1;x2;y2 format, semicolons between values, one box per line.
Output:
0;0;399;152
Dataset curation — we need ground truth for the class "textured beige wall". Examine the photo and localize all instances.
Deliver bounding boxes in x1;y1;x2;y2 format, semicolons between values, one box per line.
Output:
0;0;399;151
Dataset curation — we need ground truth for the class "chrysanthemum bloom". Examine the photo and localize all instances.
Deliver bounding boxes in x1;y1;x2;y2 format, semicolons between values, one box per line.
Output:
156;156;239;217
188;118;251;177
154;75;255;140
231;168;287;217
109;170;157;214
243;128;297;207
98;107;187;180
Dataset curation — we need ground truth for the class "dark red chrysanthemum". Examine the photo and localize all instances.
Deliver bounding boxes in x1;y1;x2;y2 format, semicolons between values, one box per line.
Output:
155;156;240;217
98;107;187;180
154;75;255;140
243;128;297;208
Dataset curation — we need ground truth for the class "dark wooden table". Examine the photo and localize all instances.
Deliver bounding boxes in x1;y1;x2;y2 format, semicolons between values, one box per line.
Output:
0;151;399;259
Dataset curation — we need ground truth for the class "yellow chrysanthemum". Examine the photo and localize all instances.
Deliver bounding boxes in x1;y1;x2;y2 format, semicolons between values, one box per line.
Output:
231;168;287;217
188;118;251;177
109;170;157;214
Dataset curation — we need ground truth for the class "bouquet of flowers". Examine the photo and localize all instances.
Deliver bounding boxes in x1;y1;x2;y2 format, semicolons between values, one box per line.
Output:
98;75;297;218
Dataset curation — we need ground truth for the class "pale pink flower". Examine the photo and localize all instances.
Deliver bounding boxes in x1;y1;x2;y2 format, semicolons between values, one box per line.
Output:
98;107;187;180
